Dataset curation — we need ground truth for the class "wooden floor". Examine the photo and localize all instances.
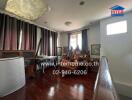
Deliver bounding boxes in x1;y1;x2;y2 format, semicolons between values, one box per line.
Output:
1;68;97;100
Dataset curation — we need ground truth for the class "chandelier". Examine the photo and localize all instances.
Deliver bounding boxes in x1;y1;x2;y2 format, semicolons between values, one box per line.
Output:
5;0;48;20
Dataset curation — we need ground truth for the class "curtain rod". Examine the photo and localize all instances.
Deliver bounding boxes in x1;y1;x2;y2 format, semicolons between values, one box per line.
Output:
0;9;58;33
61;27;90;33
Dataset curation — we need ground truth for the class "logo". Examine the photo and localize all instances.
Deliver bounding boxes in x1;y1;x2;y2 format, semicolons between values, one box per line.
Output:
110;5;125;16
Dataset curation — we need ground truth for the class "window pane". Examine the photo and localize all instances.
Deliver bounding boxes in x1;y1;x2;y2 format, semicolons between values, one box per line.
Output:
70;34;77;49
50;36;52;55
107;20;127;35
18;29;23;50
77;33;82;50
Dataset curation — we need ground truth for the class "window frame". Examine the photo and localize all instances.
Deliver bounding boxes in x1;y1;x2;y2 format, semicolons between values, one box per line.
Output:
106;20;127;36
70;32;82;50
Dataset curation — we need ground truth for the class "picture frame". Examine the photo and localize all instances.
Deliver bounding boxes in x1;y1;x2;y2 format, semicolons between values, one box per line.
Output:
62;46;68;54
91;44;101;55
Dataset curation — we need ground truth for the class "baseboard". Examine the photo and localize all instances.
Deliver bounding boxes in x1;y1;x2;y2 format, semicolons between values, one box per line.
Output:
114;81;132;98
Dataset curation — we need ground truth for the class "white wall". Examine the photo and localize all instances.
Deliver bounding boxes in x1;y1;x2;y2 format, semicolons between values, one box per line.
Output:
100;11;132;97
58;24;101;56
88;22;100;57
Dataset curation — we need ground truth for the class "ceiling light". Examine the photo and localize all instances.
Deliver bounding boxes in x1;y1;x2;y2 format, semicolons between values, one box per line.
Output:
65;21;72;26
44;21;48;24
5;0;48;20
79;1;85;6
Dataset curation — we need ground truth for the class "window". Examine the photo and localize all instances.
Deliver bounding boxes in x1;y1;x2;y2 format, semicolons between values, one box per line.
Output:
50;36;52;55
18;29;23;50
70;33;82;50
70;34;77;49
107;20;127;35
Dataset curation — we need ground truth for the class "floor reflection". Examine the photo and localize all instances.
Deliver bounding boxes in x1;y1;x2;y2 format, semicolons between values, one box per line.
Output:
48;86;55;97
47;82;60;99
70;84;84;100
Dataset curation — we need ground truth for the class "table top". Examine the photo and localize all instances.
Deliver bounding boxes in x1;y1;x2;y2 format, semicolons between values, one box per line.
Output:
36;56;57;60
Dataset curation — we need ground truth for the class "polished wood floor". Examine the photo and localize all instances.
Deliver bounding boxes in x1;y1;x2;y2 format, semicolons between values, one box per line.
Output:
0;68;97;100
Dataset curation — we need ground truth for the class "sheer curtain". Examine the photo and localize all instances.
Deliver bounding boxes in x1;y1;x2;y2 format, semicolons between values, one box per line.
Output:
69;32;82;50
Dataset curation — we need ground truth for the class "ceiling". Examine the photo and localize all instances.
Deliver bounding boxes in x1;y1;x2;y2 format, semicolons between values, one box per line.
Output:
0;0;132;32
